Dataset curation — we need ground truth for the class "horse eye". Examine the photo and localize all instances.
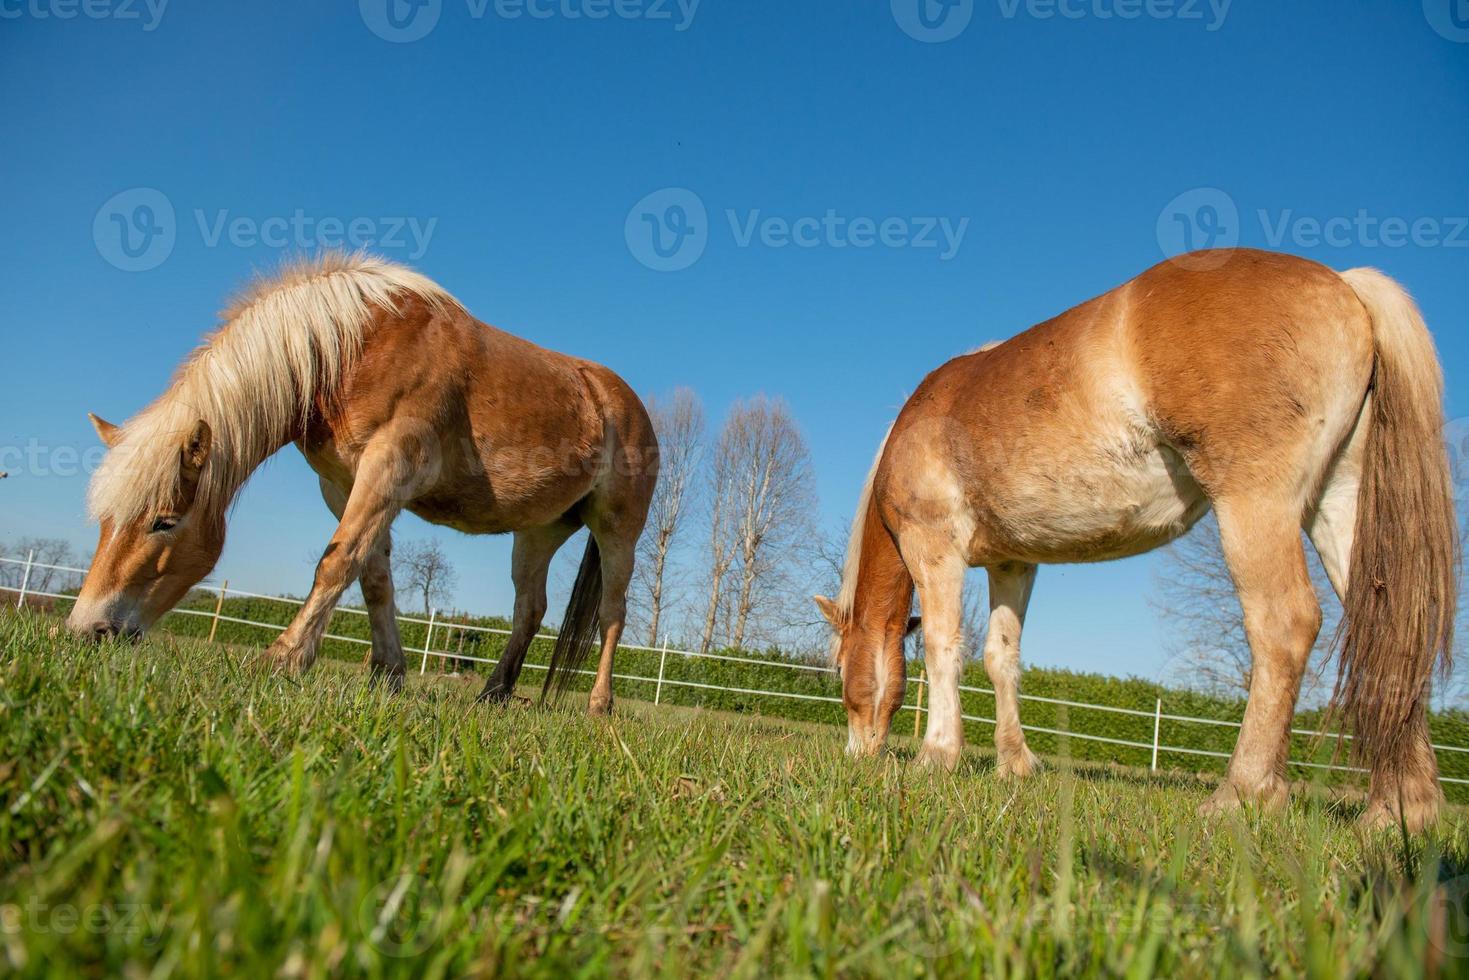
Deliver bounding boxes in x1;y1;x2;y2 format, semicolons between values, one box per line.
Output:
149;517;179;534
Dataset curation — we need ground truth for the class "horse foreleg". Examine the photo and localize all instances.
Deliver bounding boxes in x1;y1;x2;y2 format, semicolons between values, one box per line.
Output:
267;455;403;678
984;562;1039;779
319;477;404;690
912;552;969;771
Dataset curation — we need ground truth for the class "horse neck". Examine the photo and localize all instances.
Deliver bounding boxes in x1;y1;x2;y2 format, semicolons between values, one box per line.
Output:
849;500;913;646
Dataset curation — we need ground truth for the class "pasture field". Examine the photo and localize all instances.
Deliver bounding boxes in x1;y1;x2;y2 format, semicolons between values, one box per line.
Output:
3;611;1468;978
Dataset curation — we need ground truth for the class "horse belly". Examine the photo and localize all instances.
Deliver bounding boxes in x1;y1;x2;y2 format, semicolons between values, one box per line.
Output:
983;438;1209;565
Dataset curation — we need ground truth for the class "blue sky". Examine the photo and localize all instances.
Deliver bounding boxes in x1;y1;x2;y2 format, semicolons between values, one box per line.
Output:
1;1;1465;681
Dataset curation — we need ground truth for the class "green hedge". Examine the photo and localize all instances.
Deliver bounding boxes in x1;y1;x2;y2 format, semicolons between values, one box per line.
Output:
34;591;1469;801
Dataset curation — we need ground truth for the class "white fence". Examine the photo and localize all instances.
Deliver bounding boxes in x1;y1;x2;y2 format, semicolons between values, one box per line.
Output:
3;552;1467;786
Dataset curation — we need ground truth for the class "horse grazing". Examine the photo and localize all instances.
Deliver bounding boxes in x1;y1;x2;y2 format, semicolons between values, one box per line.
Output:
815;249;1458;831
68;253;657;714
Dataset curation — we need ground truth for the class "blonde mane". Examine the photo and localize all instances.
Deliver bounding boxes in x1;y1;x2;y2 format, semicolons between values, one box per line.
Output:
835;425;894;623
87;252;457;527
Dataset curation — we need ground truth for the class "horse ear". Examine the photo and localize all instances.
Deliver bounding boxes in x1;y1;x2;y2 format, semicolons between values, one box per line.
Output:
905;616;922;638
88;413;121;448
180;420;212;479
813;595;841;627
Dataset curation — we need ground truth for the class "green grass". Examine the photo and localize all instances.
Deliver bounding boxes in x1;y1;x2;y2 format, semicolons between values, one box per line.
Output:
3;611;1469;978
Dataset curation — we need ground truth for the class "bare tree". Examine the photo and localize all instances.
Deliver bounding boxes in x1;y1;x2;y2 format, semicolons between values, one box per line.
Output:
699;396;817;652
392;538;458;617
700;435;740;654
9;538;78;595
1151;514;1339;703
633;388;704;645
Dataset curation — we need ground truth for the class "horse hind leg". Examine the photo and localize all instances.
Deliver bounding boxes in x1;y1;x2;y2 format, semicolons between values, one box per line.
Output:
1200;497;1322;817
477;522;578;705
585;524;637;717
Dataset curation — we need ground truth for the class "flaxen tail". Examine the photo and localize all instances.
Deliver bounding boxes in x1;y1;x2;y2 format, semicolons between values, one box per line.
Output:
1334;268;1460;812
540;536;603;705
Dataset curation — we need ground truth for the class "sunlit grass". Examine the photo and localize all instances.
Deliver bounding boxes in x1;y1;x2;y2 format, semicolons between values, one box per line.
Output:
2;610;1467;977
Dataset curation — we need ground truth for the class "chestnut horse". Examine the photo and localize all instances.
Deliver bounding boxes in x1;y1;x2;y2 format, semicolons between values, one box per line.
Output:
815;249;1458;830
68;253;657;713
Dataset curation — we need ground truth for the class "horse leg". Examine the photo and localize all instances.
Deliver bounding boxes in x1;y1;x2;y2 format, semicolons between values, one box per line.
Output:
477;523;577;705
912;550;969;771
1200;499;1322;816
266;450;404;676
586;527;636;718
318;476;405;690
985;562;1040;779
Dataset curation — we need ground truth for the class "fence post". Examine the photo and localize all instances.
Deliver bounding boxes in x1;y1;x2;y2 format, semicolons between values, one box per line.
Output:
914;668;926;738
654;637;669;705
15;549;35;610
419;608;438;675
1151;698;1162;772
207;580;229;643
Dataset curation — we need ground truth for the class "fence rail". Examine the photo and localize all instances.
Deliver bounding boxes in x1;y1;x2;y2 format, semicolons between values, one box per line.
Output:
3;554;1466;785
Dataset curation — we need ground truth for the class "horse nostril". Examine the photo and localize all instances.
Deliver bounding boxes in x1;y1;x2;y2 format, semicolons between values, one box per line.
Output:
91;621;120;640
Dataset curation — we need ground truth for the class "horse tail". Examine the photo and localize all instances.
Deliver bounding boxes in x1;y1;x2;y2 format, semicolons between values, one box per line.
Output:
540;535;603;705
1333;268;1459;810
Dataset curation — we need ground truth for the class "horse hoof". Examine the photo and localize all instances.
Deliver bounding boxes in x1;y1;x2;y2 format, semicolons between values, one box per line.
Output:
368;666;404;694
994;747;1040;780
587;697;613;717
477;685;513;706
1198;776;1288;820
915;743;961;772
